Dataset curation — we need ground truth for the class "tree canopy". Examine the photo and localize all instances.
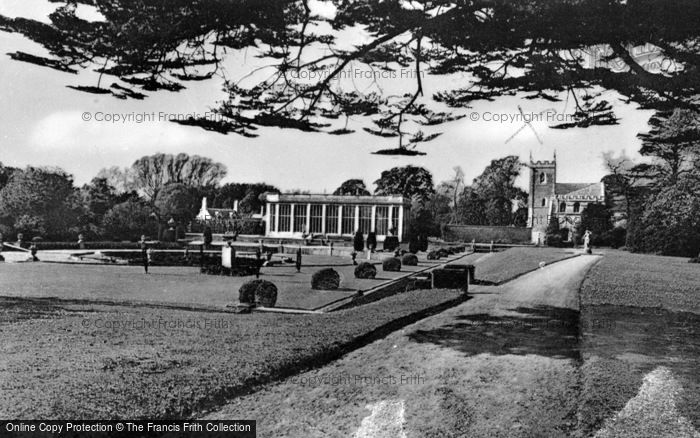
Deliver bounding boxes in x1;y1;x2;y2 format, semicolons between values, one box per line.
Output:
333;179;370;196
374;165;434;202
3;1;700;153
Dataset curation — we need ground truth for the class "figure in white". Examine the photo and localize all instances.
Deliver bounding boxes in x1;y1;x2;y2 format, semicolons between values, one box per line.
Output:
583;229;592;254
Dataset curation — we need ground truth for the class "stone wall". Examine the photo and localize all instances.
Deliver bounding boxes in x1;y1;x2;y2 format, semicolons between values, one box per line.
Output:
443;225;532;244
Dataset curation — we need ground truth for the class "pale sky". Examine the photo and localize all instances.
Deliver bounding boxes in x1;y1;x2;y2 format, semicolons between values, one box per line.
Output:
0;0;655;192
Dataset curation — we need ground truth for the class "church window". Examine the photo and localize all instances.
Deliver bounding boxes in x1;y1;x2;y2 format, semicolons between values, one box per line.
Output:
539;172;546;184
541;198;546;207
573;202;580;213
559;202;566;213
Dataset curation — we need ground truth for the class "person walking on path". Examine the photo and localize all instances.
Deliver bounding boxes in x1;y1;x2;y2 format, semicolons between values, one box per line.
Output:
140;235;149;273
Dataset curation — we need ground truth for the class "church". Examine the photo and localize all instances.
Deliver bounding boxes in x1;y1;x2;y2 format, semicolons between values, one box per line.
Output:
528;154;605;244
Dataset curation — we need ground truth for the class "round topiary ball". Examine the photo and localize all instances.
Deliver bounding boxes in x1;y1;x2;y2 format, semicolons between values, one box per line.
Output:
311;268;341;290
402;253;419;266
354;262;377;279
382;257;402;272
239;280;259;304
427;250;440;260
239;279;278;307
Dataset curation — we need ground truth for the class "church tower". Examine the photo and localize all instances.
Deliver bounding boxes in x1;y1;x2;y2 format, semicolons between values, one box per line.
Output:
528;153;557;243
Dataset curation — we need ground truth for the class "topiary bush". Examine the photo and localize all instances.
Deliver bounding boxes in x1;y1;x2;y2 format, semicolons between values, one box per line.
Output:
408;235;420;254
238;279;278;306
432;268;469;291
427;250;440;260
437;248;450;258
311;268;341;290
354;262;377;279
383;236;400;252
353;231;365;252
382;257;402;272
254;280;278;307
238;281;258;304
402;253;419;266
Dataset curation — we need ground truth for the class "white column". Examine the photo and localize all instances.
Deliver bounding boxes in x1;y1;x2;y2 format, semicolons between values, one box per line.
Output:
274;204;279;233
321;204;327;234
290;204;295;234
338;205;343;235
354;205;360;232
265;203;271;235
306;203;311;234
388;206;394;235
398;205;405;241
370;205;377;232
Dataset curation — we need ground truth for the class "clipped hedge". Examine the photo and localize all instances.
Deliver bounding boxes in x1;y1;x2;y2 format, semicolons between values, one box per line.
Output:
238;280;278;307
382;257;402;272
402;253;419;266
239;281;258;304
311;268;341;290
432;268;469;291
354;262;377;279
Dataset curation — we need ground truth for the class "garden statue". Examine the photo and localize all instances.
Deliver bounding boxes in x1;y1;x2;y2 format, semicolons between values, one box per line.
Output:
16;233;24;248
351;251;358;266
583;230;592;254
78;233;85;249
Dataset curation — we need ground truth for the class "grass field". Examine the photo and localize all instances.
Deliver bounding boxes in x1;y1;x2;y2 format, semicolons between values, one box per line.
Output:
473;246;578;284
0;246;581;420
578;250;700;435
0;289;466;419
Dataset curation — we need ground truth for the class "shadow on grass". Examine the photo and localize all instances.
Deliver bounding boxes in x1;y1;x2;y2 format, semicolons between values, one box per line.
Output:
408;305;580;360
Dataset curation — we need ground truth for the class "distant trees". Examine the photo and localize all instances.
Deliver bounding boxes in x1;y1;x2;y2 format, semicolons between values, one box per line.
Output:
610;109;700;257
333;179;370;196
455;156;528;226
0;167;79;239
130;153;227;202
211;183;279;214
374;166;435;203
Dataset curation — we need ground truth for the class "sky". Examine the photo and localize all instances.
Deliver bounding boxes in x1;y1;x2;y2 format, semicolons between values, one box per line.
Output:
0;0;656;193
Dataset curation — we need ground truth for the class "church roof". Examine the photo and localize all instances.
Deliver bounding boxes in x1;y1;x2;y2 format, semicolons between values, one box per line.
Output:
555;182;604;198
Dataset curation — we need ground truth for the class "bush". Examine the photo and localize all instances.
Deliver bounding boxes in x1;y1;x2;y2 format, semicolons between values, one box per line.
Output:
427;250;440;260
402;253;419;266
354;262;377;279
366;232;377;251
432;268;469;291
383;236;400;252
382;257;402;272
408;235;420;254
419;234;429;252
238;281;258;304
437;248;450;258
254;280;278;307
311;268;341;290
353;231;365;252
689;257;700;264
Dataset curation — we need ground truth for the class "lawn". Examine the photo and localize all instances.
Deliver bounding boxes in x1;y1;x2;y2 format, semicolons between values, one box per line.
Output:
578;250;700;435
472;246;579;284
0;289;466;419
0;252;468;311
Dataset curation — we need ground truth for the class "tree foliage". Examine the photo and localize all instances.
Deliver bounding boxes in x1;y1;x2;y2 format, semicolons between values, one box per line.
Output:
5;1;700;153
333;179;370;196
455;156;527;226
374;165;434;202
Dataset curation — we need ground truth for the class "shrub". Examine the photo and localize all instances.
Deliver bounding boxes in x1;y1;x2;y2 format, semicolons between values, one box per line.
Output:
402;253;419;266
311;268;341;290
689;257;700;264
427;251;440;260
383;236;400;252
366;232;377;251
382;257;402;272
254;280;278;307
354;262;377;279
419;234;429;252
353;231;365;252
238;281;258;304
437;248;450;258
432;268;469;291
408;235;420;254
